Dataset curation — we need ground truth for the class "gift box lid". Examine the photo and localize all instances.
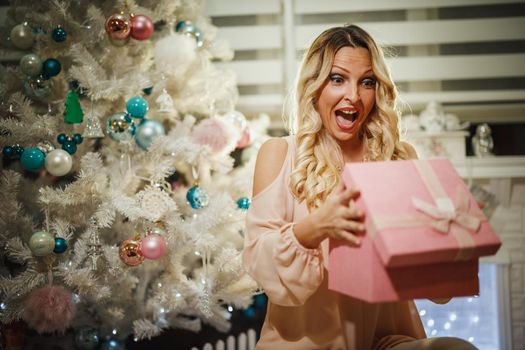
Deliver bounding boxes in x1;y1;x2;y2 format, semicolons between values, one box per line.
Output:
342;158;501;268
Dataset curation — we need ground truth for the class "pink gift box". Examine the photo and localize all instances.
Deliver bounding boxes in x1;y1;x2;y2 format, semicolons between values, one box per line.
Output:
328;158;501;302
329;238;479;303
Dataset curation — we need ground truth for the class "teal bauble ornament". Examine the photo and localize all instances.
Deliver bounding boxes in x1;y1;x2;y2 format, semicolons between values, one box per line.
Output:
29;231;55;256
53;237;68;254
52;27;67;42
74;326;100;350
20;54;42;77
106;113;135;142
3;146;14;157
175;21;189;32
135;119;165;150
62;140;77;154
57;133;67;144
20;147;45;172
254;293;268;308
126;96;148;118
3;146;15;158
236;197;251;210
42;58;61;78
175;20;203;47
186;185;209;209
243;306;256;318
73;134;83;144
13;145;24;158
57;133;82;154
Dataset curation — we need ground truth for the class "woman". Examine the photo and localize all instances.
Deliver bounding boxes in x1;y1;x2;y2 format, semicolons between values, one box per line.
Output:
243;25;476;350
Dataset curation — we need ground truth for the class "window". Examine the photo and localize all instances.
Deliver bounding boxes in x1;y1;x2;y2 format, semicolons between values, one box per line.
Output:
415;263;503;350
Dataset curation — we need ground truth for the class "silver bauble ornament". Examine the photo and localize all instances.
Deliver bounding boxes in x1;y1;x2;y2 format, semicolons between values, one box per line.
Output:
23;75;54;101
29;231;55;256
20;54;42;77
106;113;135;142
36;140;55;154
10;23;35;50
135;119;165;150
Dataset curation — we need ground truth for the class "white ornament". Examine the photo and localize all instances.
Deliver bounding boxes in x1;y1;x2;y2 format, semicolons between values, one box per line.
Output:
444;113;469;131
83;112;104;138
156;89;175;113
45;149;72;176
222;110;247;134
85;228;103;271
419;101;445;132
154;33;197;76
137;186;177;222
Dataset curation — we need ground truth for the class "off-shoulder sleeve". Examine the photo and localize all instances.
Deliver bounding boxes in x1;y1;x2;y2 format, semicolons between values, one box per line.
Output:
242;138;324;307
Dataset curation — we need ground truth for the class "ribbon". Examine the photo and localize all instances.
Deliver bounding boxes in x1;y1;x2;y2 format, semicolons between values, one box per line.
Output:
411;191;481;234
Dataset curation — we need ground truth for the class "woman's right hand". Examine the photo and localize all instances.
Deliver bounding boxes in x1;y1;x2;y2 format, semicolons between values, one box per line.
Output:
293;181;365;249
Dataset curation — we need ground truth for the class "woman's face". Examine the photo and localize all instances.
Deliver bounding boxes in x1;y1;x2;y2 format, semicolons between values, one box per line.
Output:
316;46;376;147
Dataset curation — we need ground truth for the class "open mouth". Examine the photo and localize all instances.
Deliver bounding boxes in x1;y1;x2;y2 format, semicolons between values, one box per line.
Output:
335;109;359;129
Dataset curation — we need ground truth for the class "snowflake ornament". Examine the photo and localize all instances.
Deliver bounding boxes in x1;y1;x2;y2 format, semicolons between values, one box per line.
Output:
137;186;177;222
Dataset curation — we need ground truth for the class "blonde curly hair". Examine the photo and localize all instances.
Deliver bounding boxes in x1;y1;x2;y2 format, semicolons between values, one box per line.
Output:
288;25;410;210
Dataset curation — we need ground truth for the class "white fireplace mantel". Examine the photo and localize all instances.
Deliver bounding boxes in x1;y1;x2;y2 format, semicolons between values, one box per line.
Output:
452;156;525;179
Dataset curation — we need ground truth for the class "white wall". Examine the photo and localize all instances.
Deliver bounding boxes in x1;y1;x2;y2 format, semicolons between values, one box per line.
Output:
490;179;525;349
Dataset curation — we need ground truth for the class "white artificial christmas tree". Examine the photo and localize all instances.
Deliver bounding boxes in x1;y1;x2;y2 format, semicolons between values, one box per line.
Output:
0;0;270;344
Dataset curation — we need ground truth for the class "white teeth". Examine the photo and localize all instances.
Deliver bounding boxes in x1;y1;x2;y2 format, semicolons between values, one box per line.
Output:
336;110;358;121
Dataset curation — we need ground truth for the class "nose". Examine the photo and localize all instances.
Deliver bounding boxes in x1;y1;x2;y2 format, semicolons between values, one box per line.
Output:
344;83;360;104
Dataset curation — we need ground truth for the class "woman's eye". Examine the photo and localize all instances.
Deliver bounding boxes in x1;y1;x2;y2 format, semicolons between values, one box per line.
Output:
330;74;344;84
362;78;376;88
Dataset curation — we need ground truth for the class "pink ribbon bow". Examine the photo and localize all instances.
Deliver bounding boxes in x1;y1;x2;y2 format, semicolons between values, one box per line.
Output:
411;189;481;234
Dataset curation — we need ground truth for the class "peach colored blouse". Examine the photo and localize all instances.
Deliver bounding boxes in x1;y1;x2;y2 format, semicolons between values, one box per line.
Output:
243;136;425;350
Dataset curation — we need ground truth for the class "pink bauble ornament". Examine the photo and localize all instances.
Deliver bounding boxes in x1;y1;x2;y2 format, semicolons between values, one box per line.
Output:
236;126;252;149
22;285;75;334
119;239;144;266
105;13;131;40
192;118;232;154
139;234;167;260
130;15;154;40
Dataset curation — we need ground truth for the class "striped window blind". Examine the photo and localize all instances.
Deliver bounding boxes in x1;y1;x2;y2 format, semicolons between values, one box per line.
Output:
207;0;525;129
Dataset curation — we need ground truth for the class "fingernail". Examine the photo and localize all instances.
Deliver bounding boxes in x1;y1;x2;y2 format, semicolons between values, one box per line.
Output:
355;239;361;246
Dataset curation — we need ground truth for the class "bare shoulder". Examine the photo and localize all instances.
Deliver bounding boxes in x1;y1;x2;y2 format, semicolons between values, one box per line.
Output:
400;141;418;160
252;138;289;197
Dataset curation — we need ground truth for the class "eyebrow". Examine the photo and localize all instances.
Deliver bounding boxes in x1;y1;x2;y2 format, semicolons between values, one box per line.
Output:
331;65;374;76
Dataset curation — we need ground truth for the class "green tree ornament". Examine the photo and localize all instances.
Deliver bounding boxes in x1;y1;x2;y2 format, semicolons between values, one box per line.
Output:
64;90;84;124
